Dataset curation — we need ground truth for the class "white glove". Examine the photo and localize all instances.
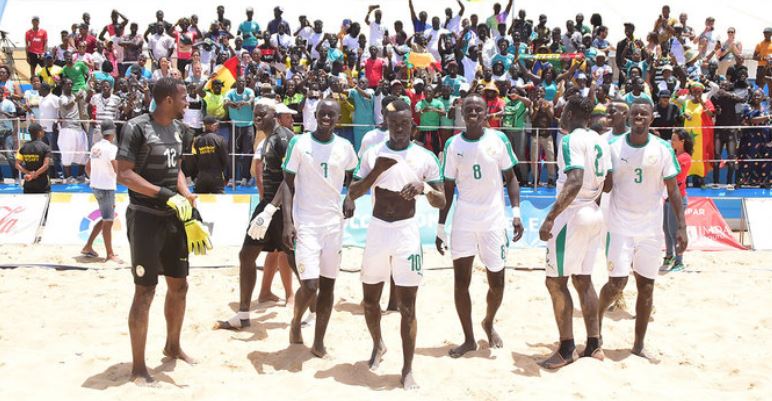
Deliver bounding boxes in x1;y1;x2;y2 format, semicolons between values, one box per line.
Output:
247;204;278;240
436;223;448;249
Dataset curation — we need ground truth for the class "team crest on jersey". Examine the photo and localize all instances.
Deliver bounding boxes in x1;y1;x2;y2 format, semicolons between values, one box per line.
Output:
646;155;658;166
485;144;497;157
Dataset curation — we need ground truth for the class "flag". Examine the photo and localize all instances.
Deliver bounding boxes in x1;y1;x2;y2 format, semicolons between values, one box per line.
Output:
205;56;239;92
406;52;437;69
684;99;715;177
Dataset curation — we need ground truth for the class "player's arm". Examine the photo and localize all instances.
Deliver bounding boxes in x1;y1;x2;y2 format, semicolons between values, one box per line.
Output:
665;177;688;254
435;178;456;254
281;172;296;249
347;156;397;201
503;168;524;242
539;169;583;241
405;181;445;209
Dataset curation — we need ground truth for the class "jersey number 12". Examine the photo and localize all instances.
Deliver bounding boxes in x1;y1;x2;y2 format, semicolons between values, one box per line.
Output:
163;148;177;168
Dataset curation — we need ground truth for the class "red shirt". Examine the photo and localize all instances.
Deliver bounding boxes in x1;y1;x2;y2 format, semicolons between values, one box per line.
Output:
676;152;692;197
25;29;48;54
363;57;385;88
406;89;425;124
486;97;505;128
77;34;98;53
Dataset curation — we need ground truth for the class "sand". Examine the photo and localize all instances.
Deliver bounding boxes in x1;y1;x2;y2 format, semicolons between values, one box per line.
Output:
0;244;770;400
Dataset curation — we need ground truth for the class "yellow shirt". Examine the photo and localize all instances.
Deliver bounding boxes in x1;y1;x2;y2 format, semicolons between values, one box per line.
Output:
36;65;63;86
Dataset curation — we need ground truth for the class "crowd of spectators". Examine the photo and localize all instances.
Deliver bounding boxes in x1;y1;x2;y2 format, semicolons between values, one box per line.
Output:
3;2;772;190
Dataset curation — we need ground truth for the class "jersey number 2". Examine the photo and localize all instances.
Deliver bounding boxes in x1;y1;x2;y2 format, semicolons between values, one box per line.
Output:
163;148;177;168
593;145;604;177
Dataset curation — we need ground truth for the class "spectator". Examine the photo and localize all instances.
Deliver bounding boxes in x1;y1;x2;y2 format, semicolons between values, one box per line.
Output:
57;78;89;183
0;65;23;101
737;90;771;188
662;129;692;272
37;83;61;179
191;116;228;193
238;7;260;54
118;23;143;76
530;86;555;187
415;84;445;155
651;89;682;138
148;23;175;68
225;77;256;185
143;10;173;41
174;18;198;74
25;16;48;79
75;23;97;53
502;86;532;183
15;122;51;193
0;88;19;183
98;9;129;42
752;28;772;92
81;120;121;263
267;6;290;35
89;80;122;141
349;76;376;153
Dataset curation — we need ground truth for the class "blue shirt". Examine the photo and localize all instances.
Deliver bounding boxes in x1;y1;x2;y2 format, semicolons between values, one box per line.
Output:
239;20;261;47
93;71;115;88
491;53;515;70
442;75;467;96
125;66;152;80
226;88;255;127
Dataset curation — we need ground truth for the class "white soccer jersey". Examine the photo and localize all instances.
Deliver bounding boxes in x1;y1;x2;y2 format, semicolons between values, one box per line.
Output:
282;133;358;227
606;133;680;237
354;142;442;191
556;128;611;207
442;129;518;231
358;128;389;158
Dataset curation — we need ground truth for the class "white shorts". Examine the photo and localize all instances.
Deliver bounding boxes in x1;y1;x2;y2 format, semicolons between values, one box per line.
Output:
606;233;663;280
546;203;604;277
58;127;88;166
450;228;509;272
361;217;423;287
295;224;343;281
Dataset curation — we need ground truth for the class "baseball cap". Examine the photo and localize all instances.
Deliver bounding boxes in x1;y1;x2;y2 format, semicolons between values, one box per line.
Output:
32;16;40;21
765;27;772;34
595;51;606;60
658;89;672;98
100;120;117;137
390;79;403;87
662;64;674;71
458;83;471;93
413;78;425;86
255;97;277;109
342;19;352;28
274;6;284;13
246;7;254;12
576;73;588;80
275;103;298;115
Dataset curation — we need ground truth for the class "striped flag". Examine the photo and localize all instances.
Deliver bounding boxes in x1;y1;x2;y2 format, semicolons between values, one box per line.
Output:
206;56;240;92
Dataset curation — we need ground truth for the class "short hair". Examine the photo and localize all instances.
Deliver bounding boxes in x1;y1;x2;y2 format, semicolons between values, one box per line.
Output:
385;99;410;113
564;95;595;121
631;97;655;107
381;95;399;109
152;77;184;102
28;122;44;135
101;60;113;73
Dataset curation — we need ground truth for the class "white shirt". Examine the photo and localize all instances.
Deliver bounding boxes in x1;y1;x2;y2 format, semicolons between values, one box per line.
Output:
446;16;461;35
556;128;611;207
607;133;680;237
443;129;518;231
369;22;387;47
89;139;118;190
297;26;313;42
355;142;441;192
302;98;320;132
38;93;60;132
342;35;359;52
270;33;293;49
423;28;447;61
481;38;498;68
309;32;325;59
282;133;358;227
358;127;389;158
461;56;479;83
148;33;174;61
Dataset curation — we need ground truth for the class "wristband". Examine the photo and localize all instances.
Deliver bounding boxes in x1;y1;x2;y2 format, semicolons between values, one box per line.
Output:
423;182;433;195
157;187;175;201
511;206;521;219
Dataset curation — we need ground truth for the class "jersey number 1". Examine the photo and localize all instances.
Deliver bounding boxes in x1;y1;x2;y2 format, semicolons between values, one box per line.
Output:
163;148;177;168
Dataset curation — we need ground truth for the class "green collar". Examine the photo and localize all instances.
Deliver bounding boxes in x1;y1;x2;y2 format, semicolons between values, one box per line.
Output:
626;132;650;148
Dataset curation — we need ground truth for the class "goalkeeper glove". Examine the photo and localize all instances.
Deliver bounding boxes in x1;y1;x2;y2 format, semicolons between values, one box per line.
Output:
247;204;278;240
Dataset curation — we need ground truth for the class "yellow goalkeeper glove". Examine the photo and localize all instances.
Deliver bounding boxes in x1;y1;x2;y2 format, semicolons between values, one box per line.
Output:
165;193;193;221
184;219;212;256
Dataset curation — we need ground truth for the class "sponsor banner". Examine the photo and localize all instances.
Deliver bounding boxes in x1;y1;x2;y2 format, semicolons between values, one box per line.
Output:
684;197;746;251
743;198;772;250
42;193;250;247
0;194;49;244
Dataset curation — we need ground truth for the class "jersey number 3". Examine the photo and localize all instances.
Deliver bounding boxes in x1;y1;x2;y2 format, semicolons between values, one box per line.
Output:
163;148;177;168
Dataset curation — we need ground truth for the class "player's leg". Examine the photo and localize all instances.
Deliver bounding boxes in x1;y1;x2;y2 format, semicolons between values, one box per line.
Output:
258;252;281;303
572;217;603;358
632;272;655;358
129;283;155;382
599;234;633;338
571;274;601;357
396;285;419;390
310;227;344;357
363;282;386;370
448;256;476;358
277;252;295;304
385;277;398;312
541;214;578;368
291;278;318;344
82;220;103;257
478;229;509;350
290;226;324;345
160;218;195;363
310;276;335;357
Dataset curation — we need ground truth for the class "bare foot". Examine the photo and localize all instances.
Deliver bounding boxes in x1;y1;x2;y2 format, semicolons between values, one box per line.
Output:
106;254;124;264
130;369;156;386
368;341;387;371
587;347;605;361
258;293;280;303
448;340;477;358
632;346;651;360
163;347;198;364
284;294;295;307
290;319;304;344
310;344;330;359
401;370;419;390
482;318;503;349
